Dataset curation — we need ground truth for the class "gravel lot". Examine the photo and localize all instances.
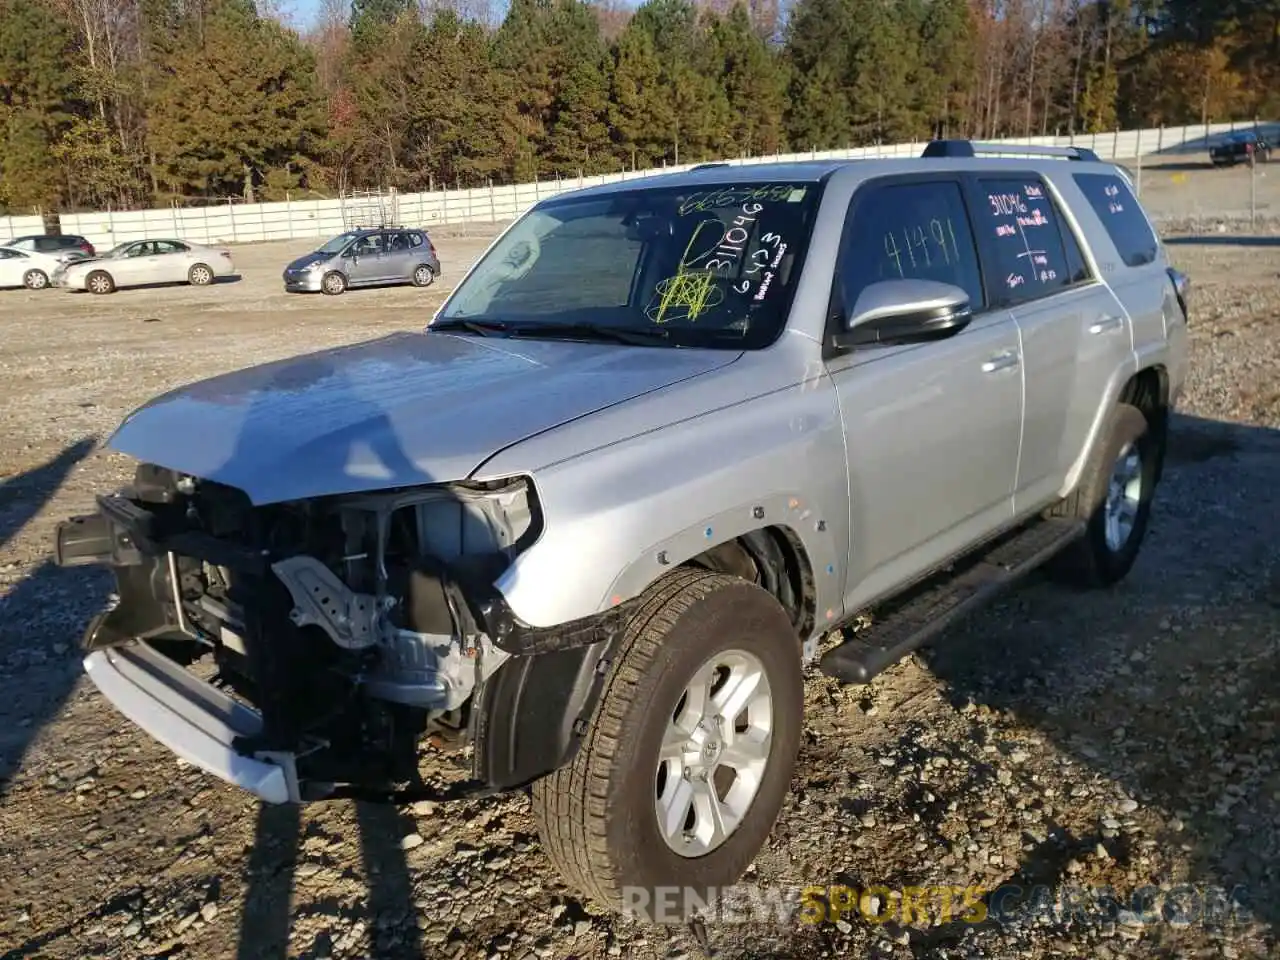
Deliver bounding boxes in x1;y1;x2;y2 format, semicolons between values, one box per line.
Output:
2;159;1279;960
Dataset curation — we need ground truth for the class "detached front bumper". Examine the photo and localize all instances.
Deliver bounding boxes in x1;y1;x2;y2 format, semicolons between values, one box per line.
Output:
84;640;300;803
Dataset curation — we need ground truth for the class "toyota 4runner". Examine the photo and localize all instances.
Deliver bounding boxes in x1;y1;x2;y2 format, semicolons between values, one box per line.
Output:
53;140;1189;919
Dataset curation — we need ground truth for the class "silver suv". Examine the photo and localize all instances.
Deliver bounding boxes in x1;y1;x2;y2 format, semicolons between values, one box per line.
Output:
55;141;1188;921
283;226;441;294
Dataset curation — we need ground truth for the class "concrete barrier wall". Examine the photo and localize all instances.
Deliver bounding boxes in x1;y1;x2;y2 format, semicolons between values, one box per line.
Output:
0;120;1270;251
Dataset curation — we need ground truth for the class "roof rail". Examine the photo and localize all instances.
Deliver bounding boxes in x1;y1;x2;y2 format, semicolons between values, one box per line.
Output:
921;139;1100;162
689;162;732;171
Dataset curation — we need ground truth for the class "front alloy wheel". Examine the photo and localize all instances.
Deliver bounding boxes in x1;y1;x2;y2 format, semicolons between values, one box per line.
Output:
657;649;774;858
87;271;114;295
532;568;804;921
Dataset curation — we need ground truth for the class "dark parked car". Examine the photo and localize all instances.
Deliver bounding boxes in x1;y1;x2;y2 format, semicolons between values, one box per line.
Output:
1209;131;1272;166
5;233;96;259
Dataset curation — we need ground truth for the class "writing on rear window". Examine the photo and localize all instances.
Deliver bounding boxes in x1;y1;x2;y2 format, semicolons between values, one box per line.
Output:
979;178;1071;296
1073;173;1157;267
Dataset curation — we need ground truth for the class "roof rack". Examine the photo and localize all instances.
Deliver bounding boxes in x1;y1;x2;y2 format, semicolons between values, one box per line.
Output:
921;139;1100;162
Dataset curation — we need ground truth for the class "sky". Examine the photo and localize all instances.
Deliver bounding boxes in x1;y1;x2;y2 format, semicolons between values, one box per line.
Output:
276;0;523;32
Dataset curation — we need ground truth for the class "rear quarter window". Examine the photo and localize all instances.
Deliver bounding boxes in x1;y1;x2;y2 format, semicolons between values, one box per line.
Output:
1072;172;1158;268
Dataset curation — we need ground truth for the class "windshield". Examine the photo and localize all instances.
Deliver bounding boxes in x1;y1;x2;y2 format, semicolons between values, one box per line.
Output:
435;180;822;349
105;242;131;257
316;231;360;255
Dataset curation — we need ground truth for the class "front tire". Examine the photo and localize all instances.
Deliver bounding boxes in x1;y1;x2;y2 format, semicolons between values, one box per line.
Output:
1047;402;1160;587
321;271;347;295
531;568;803;921
86;270;115;295
23;269;48;290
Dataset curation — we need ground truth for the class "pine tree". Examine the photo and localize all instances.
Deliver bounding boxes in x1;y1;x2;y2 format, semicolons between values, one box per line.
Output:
706;3;787;156
610;22;674;166
0;0;81;210
147;0;324;199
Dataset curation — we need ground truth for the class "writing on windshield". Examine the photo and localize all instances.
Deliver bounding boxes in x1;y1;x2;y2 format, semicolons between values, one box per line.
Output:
438;181;820;350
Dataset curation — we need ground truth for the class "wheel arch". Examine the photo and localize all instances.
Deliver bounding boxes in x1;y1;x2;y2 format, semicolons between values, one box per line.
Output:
1118;365;1170;482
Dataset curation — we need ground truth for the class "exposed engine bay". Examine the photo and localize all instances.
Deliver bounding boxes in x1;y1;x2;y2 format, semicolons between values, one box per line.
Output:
56;464;544;801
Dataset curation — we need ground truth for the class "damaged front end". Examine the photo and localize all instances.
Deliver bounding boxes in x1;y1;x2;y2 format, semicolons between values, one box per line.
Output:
54;464;611;805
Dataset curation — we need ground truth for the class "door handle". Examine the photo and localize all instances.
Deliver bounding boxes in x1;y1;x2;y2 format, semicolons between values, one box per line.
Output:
981;350;1020;373
1088;315;1125;334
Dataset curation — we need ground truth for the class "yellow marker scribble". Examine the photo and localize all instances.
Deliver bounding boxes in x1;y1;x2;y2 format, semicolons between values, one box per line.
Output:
644;219;726;324
647;273;722;323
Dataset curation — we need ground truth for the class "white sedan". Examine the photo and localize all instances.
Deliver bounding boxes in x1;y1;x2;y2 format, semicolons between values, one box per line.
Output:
54;239;235;294
0;245;66;290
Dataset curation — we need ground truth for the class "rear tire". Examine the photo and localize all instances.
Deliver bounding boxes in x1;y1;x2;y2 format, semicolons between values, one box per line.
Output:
1047;402;1160;588
411;264;435;288
531;568;804;921
22;269;48;290
86;270;115;295
321;271;347;295
188;263;213;286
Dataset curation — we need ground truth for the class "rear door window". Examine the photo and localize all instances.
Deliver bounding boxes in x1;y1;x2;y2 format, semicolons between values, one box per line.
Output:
836;179;986;314
1072;172;1158;267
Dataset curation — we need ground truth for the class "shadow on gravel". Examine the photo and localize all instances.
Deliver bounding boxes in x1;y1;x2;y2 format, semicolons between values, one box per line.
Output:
1164;236;1280;248
235;801;424;960
921;412;1280;948
213;346;446;959
0;437;103;797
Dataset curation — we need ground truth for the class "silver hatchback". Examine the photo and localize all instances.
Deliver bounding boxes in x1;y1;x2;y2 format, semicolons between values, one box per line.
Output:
283;227;441;295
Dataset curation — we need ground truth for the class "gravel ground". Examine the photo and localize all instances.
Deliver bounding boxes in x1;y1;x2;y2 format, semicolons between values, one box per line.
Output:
2;161;1279;960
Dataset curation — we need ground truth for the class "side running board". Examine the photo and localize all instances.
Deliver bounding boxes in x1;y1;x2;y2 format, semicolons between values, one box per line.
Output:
819;517;1086;685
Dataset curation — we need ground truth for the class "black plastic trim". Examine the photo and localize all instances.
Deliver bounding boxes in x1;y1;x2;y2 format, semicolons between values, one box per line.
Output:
922;139;1101;162
470;635;618;791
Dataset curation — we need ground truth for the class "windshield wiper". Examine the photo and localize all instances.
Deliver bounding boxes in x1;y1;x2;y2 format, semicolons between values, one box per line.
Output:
430;318;513;337
503;322;674;347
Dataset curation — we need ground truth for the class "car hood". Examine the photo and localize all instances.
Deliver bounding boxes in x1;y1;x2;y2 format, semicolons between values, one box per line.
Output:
285;252;330;271
108;330;742;504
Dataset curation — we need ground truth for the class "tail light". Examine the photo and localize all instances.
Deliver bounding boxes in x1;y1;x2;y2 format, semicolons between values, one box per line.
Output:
220;250;232;260
80;242;93;254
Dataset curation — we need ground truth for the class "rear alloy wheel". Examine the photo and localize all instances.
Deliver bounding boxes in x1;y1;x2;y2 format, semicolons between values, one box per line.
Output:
412;264;435;288
22;269;48;290
321;271;347;295
188;263;213;286
1047;402;1159;587
86;270;115;295
531;568;804;922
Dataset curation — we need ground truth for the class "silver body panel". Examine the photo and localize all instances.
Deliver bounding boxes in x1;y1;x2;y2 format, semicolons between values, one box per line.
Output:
94;156;1187;776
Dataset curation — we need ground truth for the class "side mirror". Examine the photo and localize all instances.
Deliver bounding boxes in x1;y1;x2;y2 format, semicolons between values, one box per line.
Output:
832;279;973;350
